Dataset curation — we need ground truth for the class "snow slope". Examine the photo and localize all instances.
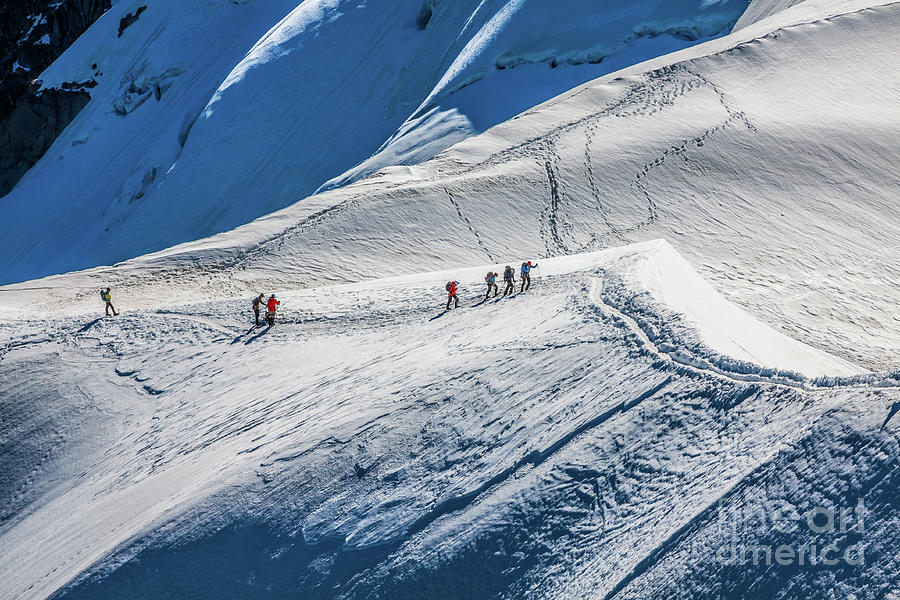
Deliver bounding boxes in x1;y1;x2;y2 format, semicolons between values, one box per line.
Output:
3;0;895;371
1;0;898;597
0;241;896;599
589;242;866;380
0;0;750;284
732;0;806;28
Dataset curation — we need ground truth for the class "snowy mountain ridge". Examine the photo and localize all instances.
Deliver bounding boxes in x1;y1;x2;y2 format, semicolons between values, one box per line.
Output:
2;0;896;369
0;0;898;597
0;0;751;284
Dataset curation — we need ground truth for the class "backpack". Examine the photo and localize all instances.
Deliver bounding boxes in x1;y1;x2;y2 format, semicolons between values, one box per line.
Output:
504;267;513;280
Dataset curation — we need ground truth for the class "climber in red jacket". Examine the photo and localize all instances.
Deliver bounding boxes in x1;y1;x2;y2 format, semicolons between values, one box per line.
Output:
265;294;280;326
445;281;460;310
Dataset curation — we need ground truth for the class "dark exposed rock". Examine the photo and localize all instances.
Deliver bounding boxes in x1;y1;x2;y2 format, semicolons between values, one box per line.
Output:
0;85;90;194
117;5;146;38
0;0;110;196
60;79;98;90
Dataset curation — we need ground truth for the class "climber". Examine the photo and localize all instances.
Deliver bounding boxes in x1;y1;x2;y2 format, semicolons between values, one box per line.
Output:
252;293;265;327
265;294;280;326
101;287;118;316
484;271;499;299
502;266;516;296
445;280;460;310
520;261;538;292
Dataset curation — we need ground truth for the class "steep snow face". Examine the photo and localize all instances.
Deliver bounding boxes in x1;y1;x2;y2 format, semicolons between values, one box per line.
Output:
732;0;806;28
0;0;306;283
316;0;750;192
0;0;750;284
0;241;895;599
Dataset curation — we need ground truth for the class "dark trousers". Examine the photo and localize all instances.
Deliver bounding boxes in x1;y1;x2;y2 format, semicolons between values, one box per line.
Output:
521;275;531;292
105;301;117;316
254;307;260;326
485;283;498;298
446;293;459;309
503;280;514;295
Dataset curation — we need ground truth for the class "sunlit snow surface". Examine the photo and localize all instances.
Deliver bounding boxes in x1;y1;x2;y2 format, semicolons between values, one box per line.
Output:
1;241;896;599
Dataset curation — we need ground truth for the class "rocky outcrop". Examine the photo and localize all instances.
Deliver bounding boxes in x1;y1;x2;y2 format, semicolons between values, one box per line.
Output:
0;85;91;193
117;5;146;37
0;0;110;196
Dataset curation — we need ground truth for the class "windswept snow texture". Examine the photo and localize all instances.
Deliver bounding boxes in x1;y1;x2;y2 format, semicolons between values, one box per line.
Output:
0;0;750;284
1;241;897;600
